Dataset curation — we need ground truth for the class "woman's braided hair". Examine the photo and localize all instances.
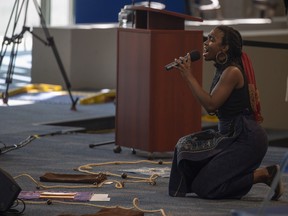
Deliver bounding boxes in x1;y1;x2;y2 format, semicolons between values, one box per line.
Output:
216;25;243;64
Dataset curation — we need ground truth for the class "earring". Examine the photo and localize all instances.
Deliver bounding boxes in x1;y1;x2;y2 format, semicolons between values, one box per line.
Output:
216;51;228;65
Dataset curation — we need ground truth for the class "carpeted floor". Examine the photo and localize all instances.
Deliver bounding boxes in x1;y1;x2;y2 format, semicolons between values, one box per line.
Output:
1;49;288;216
0;98;288;216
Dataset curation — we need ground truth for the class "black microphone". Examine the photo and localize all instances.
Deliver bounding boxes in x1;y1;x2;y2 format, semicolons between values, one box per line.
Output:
165;50;201;71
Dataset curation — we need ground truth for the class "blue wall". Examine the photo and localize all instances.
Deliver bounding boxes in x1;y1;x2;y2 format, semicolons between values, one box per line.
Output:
75;0;186;24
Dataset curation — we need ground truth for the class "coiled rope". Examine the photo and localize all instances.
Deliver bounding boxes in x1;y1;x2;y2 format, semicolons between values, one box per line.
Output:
75;160;172;186
25;198;167;216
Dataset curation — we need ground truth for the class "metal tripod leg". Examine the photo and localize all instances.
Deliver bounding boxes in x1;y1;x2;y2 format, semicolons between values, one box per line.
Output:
0;0;78;110
89;140;122;153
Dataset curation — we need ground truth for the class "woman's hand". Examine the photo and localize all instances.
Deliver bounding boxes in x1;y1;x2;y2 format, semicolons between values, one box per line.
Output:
174;53;193;78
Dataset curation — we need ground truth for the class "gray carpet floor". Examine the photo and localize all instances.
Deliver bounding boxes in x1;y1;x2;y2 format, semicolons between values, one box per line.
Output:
0;99;288;216
1;51;288;216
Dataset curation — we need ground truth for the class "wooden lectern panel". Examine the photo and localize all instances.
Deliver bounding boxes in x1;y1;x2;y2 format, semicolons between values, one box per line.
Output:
116;28;203;153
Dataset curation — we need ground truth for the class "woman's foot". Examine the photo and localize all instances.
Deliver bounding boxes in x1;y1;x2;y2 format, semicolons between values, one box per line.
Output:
266;164;284;200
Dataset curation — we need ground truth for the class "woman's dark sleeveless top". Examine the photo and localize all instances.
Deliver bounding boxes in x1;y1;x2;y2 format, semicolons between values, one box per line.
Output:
210;64;252;120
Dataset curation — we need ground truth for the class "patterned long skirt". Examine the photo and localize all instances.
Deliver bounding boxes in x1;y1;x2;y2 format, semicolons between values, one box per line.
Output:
168;115;268;199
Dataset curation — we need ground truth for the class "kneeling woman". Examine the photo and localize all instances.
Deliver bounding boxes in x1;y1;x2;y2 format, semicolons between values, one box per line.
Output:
168;25;283;200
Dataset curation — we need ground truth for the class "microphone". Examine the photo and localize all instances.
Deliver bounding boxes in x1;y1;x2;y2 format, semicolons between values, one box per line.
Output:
165;50;201;71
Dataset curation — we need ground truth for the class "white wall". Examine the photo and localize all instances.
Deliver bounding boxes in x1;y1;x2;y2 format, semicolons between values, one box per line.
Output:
31;25;117;90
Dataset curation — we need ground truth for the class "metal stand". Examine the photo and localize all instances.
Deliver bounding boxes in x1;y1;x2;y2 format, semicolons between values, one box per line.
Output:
0;0;78;110
89;140;122;153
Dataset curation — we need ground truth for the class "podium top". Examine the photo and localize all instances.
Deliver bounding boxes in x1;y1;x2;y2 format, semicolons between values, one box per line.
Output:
127;6;203;30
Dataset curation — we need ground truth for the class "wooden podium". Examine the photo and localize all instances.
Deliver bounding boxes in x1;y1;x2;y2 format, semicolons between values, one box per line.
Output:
116;7;203;153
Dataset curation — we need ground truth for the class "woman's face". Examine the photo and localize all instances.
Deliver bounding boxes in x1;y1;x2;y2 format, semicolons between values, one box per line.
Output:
203;28;227;62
